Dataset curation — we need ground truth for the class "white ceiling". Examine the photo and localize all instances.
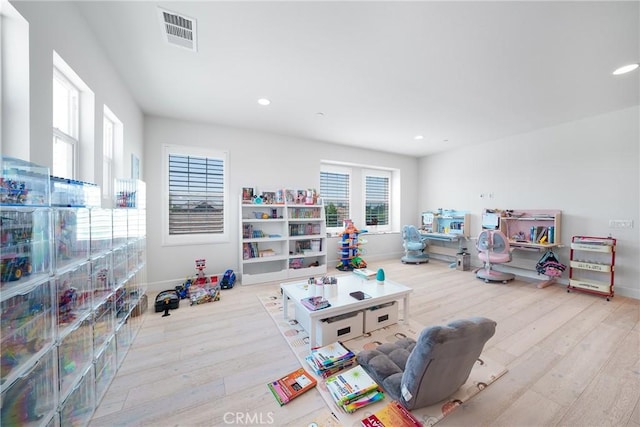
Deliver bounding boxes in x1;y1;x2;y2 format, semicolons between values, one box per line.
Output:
75;1;639;157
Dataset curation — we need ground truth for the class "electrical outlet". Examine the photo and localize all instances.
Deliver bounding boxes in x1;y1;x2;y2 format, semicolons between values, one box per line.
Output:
609;219;634;229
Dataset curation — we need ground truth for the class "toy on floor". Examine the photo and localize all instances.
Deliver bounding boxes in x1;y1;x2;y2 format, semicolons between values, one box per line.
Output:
180;259;222;305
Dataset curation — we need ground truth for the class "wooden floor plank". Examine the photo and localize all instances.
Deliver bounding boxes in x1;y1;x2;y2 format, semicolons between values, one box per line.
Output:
90;258;640;427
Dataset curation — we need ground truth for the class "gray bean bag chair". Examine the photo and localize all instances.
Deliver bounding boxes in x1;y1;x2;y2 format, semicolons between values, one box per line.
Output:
356;317;496;410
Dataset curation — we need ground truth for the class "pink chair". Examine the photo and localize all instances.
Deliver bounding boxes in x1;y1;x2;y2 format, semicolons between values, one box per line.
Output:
476;229;515;283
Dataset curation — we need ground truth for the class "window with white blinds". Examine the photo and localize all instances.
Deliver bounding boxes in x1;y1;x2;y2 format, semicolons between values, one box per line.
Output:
320;169;350;229
166;150;227;241
365;173;390;227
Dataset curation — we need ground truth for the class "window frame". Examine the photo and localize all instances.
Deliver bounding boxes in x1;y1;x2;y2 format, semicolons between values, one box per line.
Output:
362;168;392;233
320;164;352;235
52;67;79;178
162;144;229;246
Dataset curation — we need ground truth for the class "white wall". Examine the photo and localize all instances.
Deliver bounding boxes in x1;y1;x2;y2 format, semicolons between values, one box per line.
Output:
419;106;640;299
11;1;144;185
144;115;418;285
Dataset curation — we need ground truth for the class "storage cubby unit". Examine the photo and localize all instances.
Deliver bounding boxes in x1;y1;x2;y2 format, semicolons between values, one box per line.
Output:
1;347;57;427
59;365;95;427
498;209;562;249
568;236;616;300
58;314;93;400
1;277;55;388
239;197;326;284
1;159;148;425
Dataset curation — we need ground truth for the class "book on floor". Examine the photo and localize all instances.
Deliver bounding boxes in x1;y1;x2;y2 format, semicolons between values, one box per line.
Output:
267;367;317;406
306;341;356;378
326;365;381;412
360;400;422;427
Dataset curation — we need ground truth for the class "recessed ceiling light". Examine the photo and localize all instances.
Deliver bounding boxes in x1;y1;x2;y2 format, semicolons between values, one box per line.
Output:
613;63;639;75
257;98;271;106
414;135;424;140
316;112;325;117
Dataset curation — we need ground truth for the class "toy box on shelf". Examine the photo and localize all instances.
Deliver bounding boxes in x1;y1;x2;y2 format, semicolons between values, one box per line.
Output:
0;156;50;206
114;179;146;209
50;176;99;208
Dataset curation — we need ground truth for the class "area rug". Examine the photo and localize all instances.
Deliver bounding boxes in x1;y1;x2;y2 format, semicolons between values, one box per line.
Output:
259;292;508;427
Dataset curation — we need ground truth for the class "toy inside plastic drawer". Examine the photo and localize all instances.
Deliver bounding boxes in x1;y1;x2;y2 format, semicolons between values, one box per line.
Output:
93;300;114;352
0;207;52;287
56;262;92;336
111;247;128;287
95;336;117;402
90;208;112;255
364;301;399;333
112;209;128;248
53;208;90;271
316;311;363;347
91;254;113;300
115;320;132;366
1;278;55;386
58;314;93;400
59;365;96;427
1;347;57;427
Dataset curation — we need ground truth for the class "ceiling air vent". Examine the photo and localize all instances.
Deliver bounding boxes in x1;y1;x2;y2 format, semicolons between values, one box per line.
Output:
157;7;197;52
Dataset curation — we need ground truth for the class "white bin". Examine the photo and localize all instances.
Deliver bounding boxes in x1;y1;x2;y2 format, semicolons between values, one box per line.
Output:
363;301;399;333
316;311;363;346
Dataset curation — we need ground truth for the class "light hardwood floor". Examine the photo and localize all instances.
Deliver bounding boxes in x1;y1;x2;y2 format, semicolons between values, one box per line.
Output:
90;258;640;427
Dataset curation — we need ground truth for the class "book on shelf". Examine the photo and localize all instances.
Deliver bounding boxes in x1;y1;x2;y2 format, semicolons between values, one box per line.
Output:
353;268;376;279
305;341;356;378
267;367;317;406
360;400;422;427
300;296;331;311
326;365;382;413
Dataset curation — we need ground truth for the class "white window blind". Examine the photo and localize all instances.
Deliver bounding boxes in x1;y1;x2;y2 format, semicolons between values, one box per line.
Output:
365;174;390;226
320;170;350;228
168;154;225;235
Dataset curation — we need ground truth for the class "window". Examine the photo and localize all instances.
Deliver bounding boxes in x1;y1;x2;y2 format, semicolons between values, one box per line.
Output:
52;67;79;178
103;115;114;199
163;145;228;246
321;163;395;234
364;170;390;230
102;105;123;202
320;166;350;231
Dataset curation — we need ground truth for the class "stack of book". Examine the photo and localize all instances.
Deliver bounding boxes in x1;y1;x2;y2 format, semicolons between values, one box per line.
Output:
300;295;330;311
353;268;376;279
305;341;356;378
267;367;317;406
360;400;422;427
326;365;384;413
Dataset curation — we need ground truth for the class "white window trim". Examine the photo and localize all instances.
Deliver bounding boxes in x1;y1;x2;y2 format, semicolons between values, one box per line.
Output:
320;164;352;235
362;168;392;233
162;144;229;246
102;105;123;203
